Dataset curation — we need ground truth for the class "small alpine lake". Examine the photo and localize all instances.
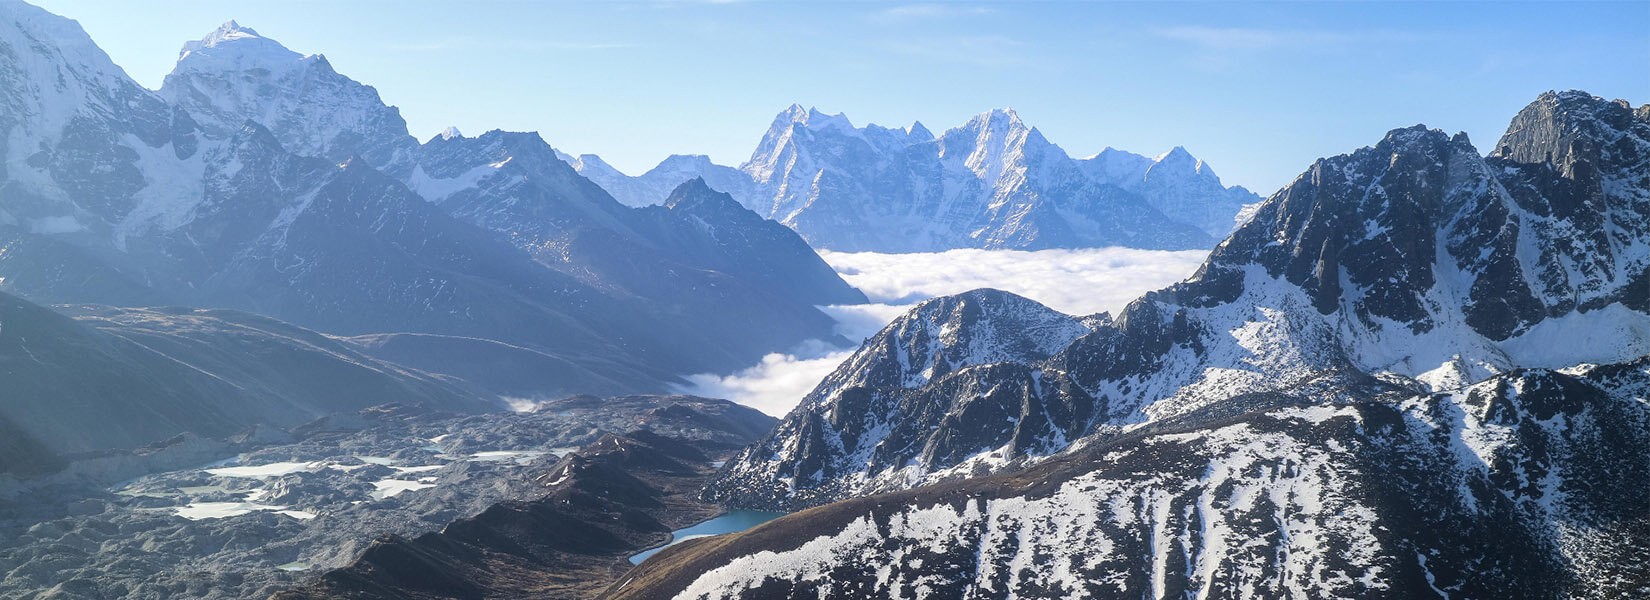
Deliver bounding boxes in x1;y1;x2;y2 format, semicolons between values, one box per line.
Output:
629;510;787;564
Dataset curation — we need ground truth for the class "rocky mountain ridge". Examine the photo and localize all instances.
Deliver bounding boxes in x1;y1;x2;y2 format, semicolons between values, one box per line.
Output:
569;105;1261;251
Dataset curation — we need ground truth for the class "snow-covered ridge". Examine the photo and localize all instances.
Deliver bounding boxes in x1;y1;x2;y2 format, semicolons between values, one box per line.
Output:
161;19;419;176
566;104;1261;251
177;20;301;65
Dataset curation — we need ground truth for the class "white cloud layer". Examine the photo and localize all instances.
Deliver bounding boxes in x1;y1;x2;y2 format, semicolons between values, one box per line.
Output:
675;247;1211;416
823;247;1210;316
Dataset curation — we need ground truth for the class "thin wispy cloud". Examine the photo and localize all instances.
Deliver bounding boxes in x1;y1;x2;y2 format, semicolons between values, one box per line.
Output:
1153;26;1427;51
385;37;636;52
1155;26;1438;71
1161;26;1432;52
876;34;1029;68
873;3;994;22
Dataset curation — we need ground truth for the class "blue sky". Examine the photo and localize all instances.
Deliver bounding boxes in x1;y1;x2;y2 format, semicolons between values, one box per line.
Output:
33;0;1649;194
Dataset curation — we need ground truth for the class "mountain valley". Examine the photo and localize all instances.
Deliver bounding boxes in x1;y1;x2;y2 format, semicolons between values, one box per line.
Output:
0;1;1643;599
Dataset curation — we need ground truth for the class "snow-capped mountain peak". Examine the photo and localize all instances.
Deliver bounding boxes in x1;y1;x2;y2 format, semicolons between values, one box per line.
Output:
175;20;306;71
160;21;418;176
437;126;463;140
1146;144;1223;186
970;106;1024;129
776;102;808;123
571;103;1251;250
803;107;858;134
907;120;934;142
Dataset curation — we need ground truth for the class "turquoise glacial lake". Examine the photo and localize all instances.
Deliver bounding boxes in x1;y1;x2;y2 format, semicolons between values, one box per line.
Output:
629;510;787;564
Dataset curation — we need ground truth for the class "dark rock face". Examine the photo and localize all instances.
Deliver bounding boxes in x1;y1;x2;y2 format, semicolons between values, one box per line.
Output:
709;91;1650;517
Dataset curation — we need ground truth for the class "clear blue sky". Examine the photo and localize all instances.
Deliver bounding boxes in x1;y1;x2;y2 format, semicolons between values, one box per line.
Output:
31;0;1650;194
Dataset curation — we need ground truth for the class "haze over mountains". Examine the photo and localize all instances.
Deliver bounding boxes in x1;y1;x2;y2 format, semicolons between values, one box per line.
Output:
0;8;864;412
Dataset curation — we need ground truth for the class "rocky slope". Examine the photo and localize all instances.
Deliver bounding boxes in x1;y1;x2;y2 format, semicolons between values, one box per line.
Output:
707;90;1650;513
0;291;492;477
566;105;1261;251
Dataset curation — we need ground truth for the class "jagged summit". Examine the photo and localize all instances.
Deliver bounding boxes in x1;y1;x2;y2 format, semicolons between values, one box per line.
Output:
907;120;934;141
570;103;1258;247
803;107;856;132
1151;145;1198;167
176;19;304;67
437;126;463;140
1147;145;1223;183
1492;89;1649;175
653;154;719;170
967;107;1025;129
776;102;807;122
662;177;741;213
160;20;417;174
187;20;260;49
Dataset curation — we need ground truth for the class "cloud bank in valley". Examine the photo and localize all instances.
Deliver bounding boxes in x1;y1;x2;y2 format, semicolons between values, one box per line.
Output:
822;247;1212;316
677;247;1212;416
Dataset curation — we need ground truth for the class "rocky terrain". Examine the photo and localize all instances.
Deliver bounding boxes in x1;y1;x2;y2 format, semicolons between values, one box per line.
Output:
0;395;774;600
276;430;744;600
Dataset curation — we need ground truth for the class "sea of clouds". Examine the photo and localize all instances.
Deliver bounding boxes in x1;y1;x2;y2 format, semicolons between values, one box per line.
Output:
677;247;1211;416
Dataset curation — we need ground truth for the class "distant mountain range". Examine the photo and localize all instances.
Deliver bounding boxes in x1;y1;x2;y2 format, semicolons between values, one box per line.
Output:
0;9;863;408
563;105;1261;252
631;90;1650;598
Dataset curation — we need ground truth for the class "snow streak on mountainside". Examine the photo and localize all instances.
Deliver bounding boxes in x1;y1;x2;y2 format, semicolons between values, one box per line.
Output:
0;4;863;400
566;105;1261;251
708;90;1650;510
